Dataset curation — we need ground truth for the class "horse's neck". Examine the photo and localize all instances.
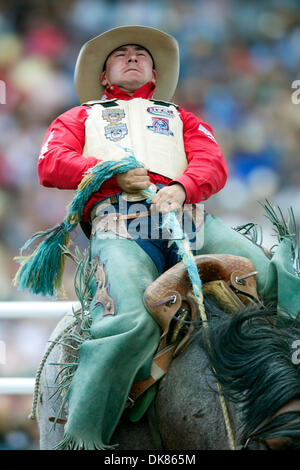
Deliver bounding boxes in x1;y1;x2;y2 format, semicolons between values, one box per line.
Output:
155;338;240;450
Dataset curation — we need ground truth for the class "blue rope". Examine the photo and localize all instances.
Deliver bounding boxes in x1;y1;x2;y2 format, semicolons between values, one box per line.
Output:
142;186;205;311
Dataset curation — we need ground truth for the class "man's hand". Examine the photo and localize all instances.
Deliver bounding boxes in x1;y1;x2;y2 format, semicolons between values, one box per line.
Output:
116;168;151;193
151;184;186;214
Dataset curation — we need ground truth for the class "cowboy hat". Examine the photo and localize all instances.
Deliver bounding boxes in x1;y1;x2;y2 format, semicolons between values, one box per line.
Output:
74;25;179;103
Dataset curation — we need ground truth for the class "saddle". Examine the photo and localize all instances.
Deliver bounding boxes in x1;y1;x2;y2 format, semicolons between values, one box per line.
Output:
127;254;262;407
49;253;262;424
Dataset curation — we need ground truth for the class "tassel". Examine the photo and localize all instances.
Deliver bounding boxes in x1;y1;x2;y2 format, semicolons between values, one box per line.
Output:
14;154;144;297
13;223;69;297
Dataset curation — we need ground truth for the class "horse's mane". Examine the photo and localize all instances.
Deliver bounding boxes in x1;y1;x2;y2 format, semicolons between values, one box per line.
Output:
199;296;300;449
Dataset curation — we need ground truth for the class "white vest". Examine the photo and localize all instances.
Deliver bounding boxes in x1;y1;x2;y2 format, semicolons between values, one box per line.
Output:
82;98;187;180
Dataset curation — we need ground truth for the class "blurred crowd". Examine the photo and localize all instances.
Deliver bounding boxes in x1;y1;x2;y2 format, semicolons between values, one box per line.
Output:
0;0;299;449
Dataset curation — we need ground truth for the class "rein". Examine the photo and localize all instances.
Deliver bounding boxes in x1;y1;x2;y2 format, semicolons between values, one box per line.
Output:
140;186;236;451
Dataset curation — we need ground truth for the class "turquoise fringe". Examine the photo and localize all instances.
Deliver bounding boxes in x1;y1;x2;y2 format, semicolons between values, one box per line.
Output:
14;149;205;304
14;155;145;297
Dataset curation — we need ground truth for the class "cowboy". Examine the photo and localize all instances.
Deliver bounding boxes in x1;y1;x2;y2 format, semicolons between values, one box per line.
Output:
38;25;227;228
36;25;228;449
35;25;300;449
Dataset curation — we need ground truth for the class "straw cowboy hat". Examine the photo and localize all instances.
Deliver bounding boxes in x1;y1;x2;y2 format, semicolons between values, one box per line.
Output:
74;25;179;103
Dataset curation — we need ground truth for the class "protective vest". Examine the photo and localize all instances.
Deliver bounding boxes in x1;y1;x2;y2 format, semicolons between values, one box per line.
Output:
82;98;188;180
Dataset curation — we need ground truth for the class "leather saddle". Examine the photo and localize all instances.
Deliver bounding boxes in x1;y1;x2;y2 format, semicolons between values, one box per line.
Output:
127;254;262;406
49;253;262;424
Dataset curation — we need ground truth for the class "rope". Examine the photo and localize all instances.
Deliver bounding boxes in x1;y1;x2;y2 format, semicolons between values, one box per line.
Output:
141;186;236;450
18;147;235;448
28;319;78;420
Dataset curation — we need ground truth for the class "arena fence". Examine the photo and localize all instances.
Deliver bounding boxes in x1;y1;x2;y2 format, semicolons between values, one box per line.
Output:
0;301;79;394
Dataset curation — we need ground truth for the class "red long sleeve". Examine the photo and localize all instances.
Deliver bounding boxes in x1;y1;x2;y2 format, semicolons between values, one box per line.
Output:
174;108;227;204
37;84;227;221
38;106;99;189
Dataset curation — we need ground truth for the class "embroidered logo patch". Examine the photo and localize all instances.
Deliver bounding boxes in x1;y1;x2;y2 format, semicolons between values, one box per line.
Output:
104;123;128;142
147;106;174;118
102;108;128;141
102;109;125;123
147;117;174;136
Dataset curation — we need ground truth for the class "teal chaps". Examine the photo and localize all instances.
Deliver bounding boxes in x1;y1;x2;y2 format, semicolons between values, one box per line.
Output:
56;211;300;449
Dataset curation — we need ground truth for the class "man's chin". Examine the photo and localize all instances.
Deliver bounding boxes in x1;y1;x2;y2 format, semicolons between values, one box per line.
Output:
118;80;147;94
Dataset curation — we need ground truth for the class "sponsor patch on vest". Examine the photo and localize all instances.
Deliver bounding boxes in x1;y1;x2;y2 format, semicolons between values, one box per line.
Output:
102;108;128;141
102;108;125;123
104;123;128;142
147;117;174;136
147;106;174;118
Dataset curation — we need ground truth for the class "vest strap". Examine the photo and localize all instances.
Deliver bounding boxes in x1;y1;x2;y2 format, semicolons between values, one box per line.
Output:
98;101;119;108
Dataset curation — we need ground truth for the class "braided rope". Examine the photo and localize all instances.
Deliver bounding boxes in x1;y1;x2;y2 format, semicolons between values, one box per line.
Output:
141;187;236;450
28;319;78;420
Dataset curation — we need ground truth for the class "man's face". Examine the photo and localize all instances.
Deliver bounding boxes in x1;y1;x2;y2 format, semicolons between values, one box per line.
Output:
100;44;157;94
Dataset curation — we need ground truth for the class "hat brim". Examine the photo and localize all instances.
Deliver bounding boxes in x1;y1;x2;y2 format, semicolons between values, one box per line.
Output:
74;25;179;103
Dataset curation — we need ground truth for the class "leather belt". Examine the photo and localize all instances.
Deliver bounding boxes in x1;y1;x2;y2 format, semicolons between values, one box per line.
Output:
90;183;158;221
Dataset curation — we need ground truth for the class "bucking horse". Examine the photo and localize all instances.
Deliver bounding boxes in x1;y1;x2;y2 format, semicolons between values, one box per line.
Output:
32;206;300;450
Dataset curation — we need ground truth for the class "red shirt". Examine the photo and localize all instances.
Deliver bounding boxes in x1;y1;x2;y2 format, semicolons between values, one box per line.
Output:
38;82;227;221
